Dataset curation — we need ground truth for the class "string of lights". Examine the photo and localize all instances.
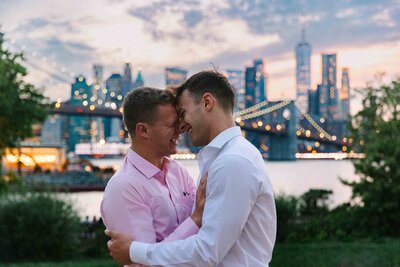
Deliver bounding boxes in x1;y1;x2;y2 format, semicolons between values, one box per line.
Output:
233;99;269;117
296;124;307;135
4;37;75;81
295;102;333;141
22;56;73;85
235;100;291;121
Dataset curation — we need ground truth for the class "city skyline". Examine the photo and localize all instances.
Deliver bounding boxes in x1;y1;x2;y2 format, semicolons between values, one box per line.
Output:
1;0;399;105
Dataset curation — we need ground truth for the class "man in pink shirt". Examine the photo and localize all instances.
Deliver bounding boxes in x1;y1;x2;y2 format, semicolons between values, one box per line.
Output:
100;87;206;265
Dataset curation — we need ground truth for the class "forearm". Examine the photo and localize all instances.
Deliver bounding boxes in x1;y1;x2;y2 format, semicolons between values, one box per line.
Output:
162;217;199;242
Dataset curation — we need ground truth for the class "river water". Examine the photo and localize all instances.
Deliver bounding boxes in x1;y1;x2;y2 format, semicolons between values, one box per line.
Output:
61;159;359;219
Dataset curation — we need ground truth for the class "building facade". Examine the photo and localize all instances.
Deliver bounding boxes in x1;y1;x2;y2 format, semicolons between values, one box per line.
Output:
295;28;311;112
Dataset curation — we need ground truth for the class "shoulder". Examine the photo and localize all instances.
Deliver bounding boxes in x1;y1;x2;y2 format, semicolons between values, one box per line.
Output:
104;167;142;196
217;136;263;167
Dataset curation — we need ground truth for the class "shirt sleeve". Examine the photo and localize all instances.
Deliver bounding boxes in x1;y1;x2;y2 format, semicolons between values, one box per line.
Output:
130;155;260;266
102;177;157;242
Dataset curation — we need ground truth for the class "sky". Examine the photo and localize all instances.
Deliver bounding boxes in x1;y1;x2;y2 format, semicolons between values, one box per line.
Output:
1;0;400;111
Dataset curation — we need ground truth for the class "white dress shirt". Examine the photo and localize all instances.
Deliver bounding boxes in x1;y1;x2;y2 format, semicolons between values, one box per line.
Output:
130;126;277;266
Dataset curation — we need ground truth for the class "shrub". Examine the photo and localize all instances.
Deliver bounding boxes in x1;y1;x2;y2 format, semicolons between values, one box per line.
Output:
0;171;23;194
0;193;82;263
275;195;298;242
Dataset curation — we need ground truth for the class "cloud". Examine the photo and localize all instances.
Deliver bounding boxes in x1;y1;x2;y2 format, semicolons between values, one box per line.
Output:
299;15;321;23
14;18;50;32
2;0;400;102
335;8;356;18
182;10;204;27
372;8;396;27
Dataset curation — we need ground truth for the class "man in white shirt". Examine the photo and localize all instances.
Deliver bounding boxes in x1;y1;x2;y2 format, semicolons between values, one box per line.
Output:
106;70;277;267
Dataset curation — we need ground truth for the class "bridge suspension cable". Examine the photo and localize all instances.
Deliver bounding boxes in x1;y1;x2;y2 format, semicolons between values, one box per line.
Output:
295;102;334;141
234;100;291;121
296;124;307;135
233;100;269;117
4;37;75;82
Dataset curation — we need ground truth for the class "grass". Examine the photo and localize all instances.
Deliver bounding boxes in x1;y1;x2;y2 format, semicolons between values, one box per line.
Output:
271;239;400;267
1;259;118;267
2;240;400;267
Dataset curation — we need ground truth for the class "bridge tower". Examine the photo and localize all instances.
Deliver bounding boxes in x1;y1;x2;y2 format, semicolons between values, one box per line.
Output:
267;101;297;160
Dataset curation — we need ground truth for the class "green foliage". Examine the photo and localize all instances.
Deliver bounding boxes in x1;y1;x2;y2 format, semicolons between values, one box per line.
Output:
271;239;400;267
80;218;110;258
0;171;23;194
275;195;298;242
342;77;400;237
298;189;332;217
0;193;82;263
0;259;118;267
0;33;51;173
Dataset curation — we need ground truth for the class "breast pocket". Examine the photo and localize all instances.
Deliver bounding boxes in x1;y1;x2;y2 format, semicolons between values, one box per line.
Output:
177;195;195;221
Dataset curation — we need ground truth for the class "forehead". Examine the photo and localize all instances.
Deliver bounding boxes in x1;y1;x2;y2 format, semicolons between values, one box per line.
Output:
156;104;177;118
178;90;196;108
158;103;177;112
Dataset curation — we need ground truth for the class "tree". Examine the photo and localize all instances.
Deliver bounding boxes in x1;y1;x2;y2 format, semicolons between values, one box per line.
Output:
342;77;400;236
298;189;333;217
0;32;51;175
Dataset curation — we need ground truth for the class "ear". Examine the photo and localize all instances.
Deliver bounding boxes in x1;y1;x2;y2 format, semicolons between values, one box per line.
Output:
202;93;214;112
136;122;150;139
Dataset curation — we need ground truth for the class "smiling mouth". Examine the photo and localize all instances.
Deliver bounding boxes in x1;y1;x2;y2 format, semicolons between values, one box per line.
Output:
170;138;179;145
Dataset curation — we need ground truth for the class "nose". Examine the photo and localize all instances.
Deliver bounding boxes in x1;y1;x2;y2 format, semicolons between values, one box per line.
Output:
177;120;189;134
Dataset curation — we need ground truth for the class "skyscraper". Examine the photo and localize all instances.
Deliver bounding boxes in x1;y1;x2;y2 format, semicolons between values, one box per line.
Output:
254;58;267;103
68;76;92;151
70;75;93;106
245;66;256;108
133;68;144;89
317;83;328;118
224;69;244;111
106;73;123;105
295;27;311;112
340;67;350;120
41;115;65;146
122;63;133;97
93;64;105;102
245;59;267;108
165;67;187;87
321;54;339;120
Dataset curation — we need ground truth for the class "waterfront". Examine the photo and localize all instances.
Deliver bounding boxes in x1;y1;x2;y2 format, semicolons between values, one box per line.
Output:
63;159;359;218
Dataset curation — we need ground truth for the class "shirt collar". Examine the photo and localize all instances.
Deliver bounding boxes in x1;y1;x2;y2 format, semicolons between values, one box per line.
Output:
197;126;241;176
127;149;170;179
205;126;242;150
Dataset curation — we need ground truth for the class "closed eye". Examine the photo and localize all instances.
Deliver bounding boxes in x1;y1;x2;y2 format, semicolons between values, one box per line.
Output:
179;110;185;120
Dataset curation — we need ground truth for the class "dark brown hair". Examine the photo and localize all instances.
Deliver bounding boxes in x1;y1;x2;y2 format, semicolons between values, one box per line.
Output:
123;87;176;136
175;70;235;112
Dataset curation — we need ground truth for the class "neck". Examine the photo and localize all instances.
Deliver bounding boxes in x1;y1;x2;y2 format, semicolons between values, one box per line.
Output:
207;111;235;143
131;140;163;169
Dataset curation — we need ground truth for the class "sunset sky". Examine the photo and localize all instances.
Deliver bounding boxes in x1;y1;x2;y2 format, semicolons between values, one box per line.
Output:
1;0;399;110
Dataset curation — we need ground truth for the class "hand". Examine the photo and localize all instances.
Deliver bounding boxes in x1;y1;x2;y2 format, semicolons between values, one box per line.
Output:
105;229;134;266
191;172;208;228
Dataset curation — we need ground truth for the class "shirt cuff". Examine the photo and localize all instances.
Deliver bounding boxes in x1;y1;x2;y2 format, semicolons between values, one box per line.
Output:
130;241;150;266
177;217;200;238
163;217;199;242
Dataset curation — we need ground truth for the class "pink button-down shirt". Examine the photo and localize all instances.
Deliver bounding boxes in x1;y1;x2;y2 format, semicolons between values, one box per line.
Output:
101;149;199;249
